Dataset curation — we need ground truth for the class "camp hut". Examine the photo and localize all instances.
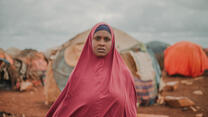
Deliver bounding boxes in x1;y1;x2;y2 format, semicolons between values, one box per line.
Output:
13;49;48;90
146;41;170;70
120;45;163;106
6;47;21;58
0;48;17;89
44;28;162;106
164;41;208;77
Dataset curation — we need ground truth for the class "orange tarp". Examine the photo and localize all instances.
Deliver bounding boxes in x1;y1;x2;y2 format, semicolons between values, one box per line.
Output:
164;41;208;77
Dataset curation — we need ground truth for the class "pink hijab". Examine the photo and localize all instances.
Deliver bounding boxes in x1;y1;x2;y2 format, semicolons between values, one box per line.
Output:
46;22;137;117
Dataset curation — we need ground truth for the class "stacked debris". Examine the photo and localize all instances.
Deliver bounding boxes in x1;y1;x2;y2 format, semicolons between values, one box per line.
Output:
0;48;48;91
0;48;15;89
159;77;205;117
13;49;48;91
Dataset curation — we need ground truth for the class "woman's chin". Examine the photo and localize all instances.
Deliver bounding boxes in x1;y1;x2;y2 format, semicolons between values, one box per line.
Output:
96;52;107;57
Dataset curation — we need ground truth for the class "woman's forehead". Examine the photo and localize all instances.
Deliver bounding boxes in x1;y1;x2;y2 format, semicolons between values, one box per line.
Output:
93;30;112;37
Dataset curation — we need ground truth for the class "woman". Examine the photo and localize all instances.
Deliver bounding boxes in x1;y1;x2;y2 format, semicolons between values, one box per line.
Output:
46;22;137;117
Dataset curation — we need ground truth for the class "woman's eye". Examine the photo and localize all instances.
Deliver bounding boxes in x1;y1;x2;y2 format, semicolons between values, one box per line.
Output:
95;36;101;41
104;37;110;42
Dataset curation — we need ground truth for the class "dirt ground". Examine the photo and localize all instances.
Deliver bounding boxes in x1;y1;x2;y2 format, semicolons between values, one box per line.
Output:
0;75;208;117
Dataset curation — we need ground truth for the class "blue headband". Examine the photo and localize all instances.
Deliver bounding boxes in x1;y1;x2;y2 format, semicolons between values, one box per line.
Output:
94;24;111;34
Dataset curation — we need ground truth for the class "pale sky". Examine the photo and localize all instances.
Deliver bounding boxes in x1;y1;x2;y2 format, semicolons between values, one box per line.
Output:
0;0;208;51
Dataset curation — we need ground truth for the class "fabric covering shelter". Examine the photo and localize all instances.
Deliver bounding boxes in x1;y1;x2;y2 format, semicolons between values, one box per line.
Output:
146;41;170;70
146;41;170;55
6;47;21;58
121;48;162;106
164;41;208;77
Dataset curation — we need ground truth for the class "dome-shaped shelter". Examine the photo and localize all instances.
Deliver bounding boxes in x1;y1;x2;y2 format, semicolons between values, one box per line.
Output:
146;41;170;70
164;41;208;77
6;47;21;58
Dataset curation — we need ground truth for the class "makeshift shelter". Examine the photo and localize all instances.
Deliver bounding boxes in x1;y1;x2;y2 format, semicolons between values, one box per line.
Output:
120;47;162;106
6;47;21;58
0;49;16;89
44;61;61;105
44;28;162;106
9;49;49;90
164;41;208;77
0;48;13;81
146;41;170;70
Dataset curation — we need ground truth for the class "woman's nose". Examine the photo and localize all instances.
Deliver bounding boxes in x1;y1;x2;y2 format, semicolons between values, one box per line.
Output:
98;38;105;45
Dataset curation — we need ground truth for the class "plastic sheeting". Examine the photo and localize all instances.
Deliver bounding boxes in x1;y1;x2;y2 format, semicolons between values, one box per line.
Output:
164;41;208;77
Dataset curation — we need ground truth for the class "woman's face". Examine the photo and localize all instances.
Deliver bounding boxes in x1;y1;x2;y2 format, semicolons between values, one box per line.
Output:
92;30;112;57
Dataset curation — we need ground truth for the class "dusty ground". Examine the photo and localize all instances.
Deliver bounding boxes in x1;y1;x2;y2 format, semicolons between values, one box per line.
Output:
0;75;208;117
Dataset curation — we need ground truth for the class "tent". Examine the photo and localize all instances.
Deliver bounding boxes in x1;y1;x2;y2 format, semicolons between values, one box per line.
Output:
5;49;49;90
146;41;170;70
121;47;163;106
164;41;208;77
44;27;162;106
16;49;48;81
6;47;21;58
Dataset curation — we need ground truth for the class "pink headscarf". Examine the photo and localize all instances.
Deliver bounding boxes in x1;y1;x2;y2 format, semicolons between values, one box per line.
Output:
46;22;137;117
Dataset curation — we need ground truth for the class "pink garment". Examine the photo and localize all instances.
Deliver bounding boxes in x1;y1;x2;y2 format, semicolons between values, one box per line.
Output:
46;22;137;117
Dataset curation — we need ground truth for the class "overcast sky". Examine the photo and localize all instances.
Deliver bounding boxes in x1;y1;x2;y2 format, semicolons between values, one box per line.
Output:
0;0;208;51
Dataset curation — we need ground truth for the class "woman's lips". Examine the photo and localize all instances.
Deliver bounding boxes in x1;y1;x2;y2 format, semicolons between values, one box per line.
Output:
97;48;105;53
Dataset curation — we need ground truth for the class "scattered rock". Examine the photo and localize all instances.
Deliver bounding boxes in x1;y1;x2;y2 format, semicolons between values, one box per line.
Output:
30;91;34;95
20;81;33;91
195;113;203;117
164;96;195;107
196;106;201;110
193;90;203;95
22;114;25;117
190;106;197;112
157;95;165;104
194;77;203;81
181;80;193;85
164;81;179;91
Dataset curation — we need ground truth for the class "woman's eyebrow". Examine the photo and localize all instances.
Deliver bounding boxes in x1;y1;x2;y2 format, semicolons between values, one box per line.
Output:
94;35;101;38
104;36;111;39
